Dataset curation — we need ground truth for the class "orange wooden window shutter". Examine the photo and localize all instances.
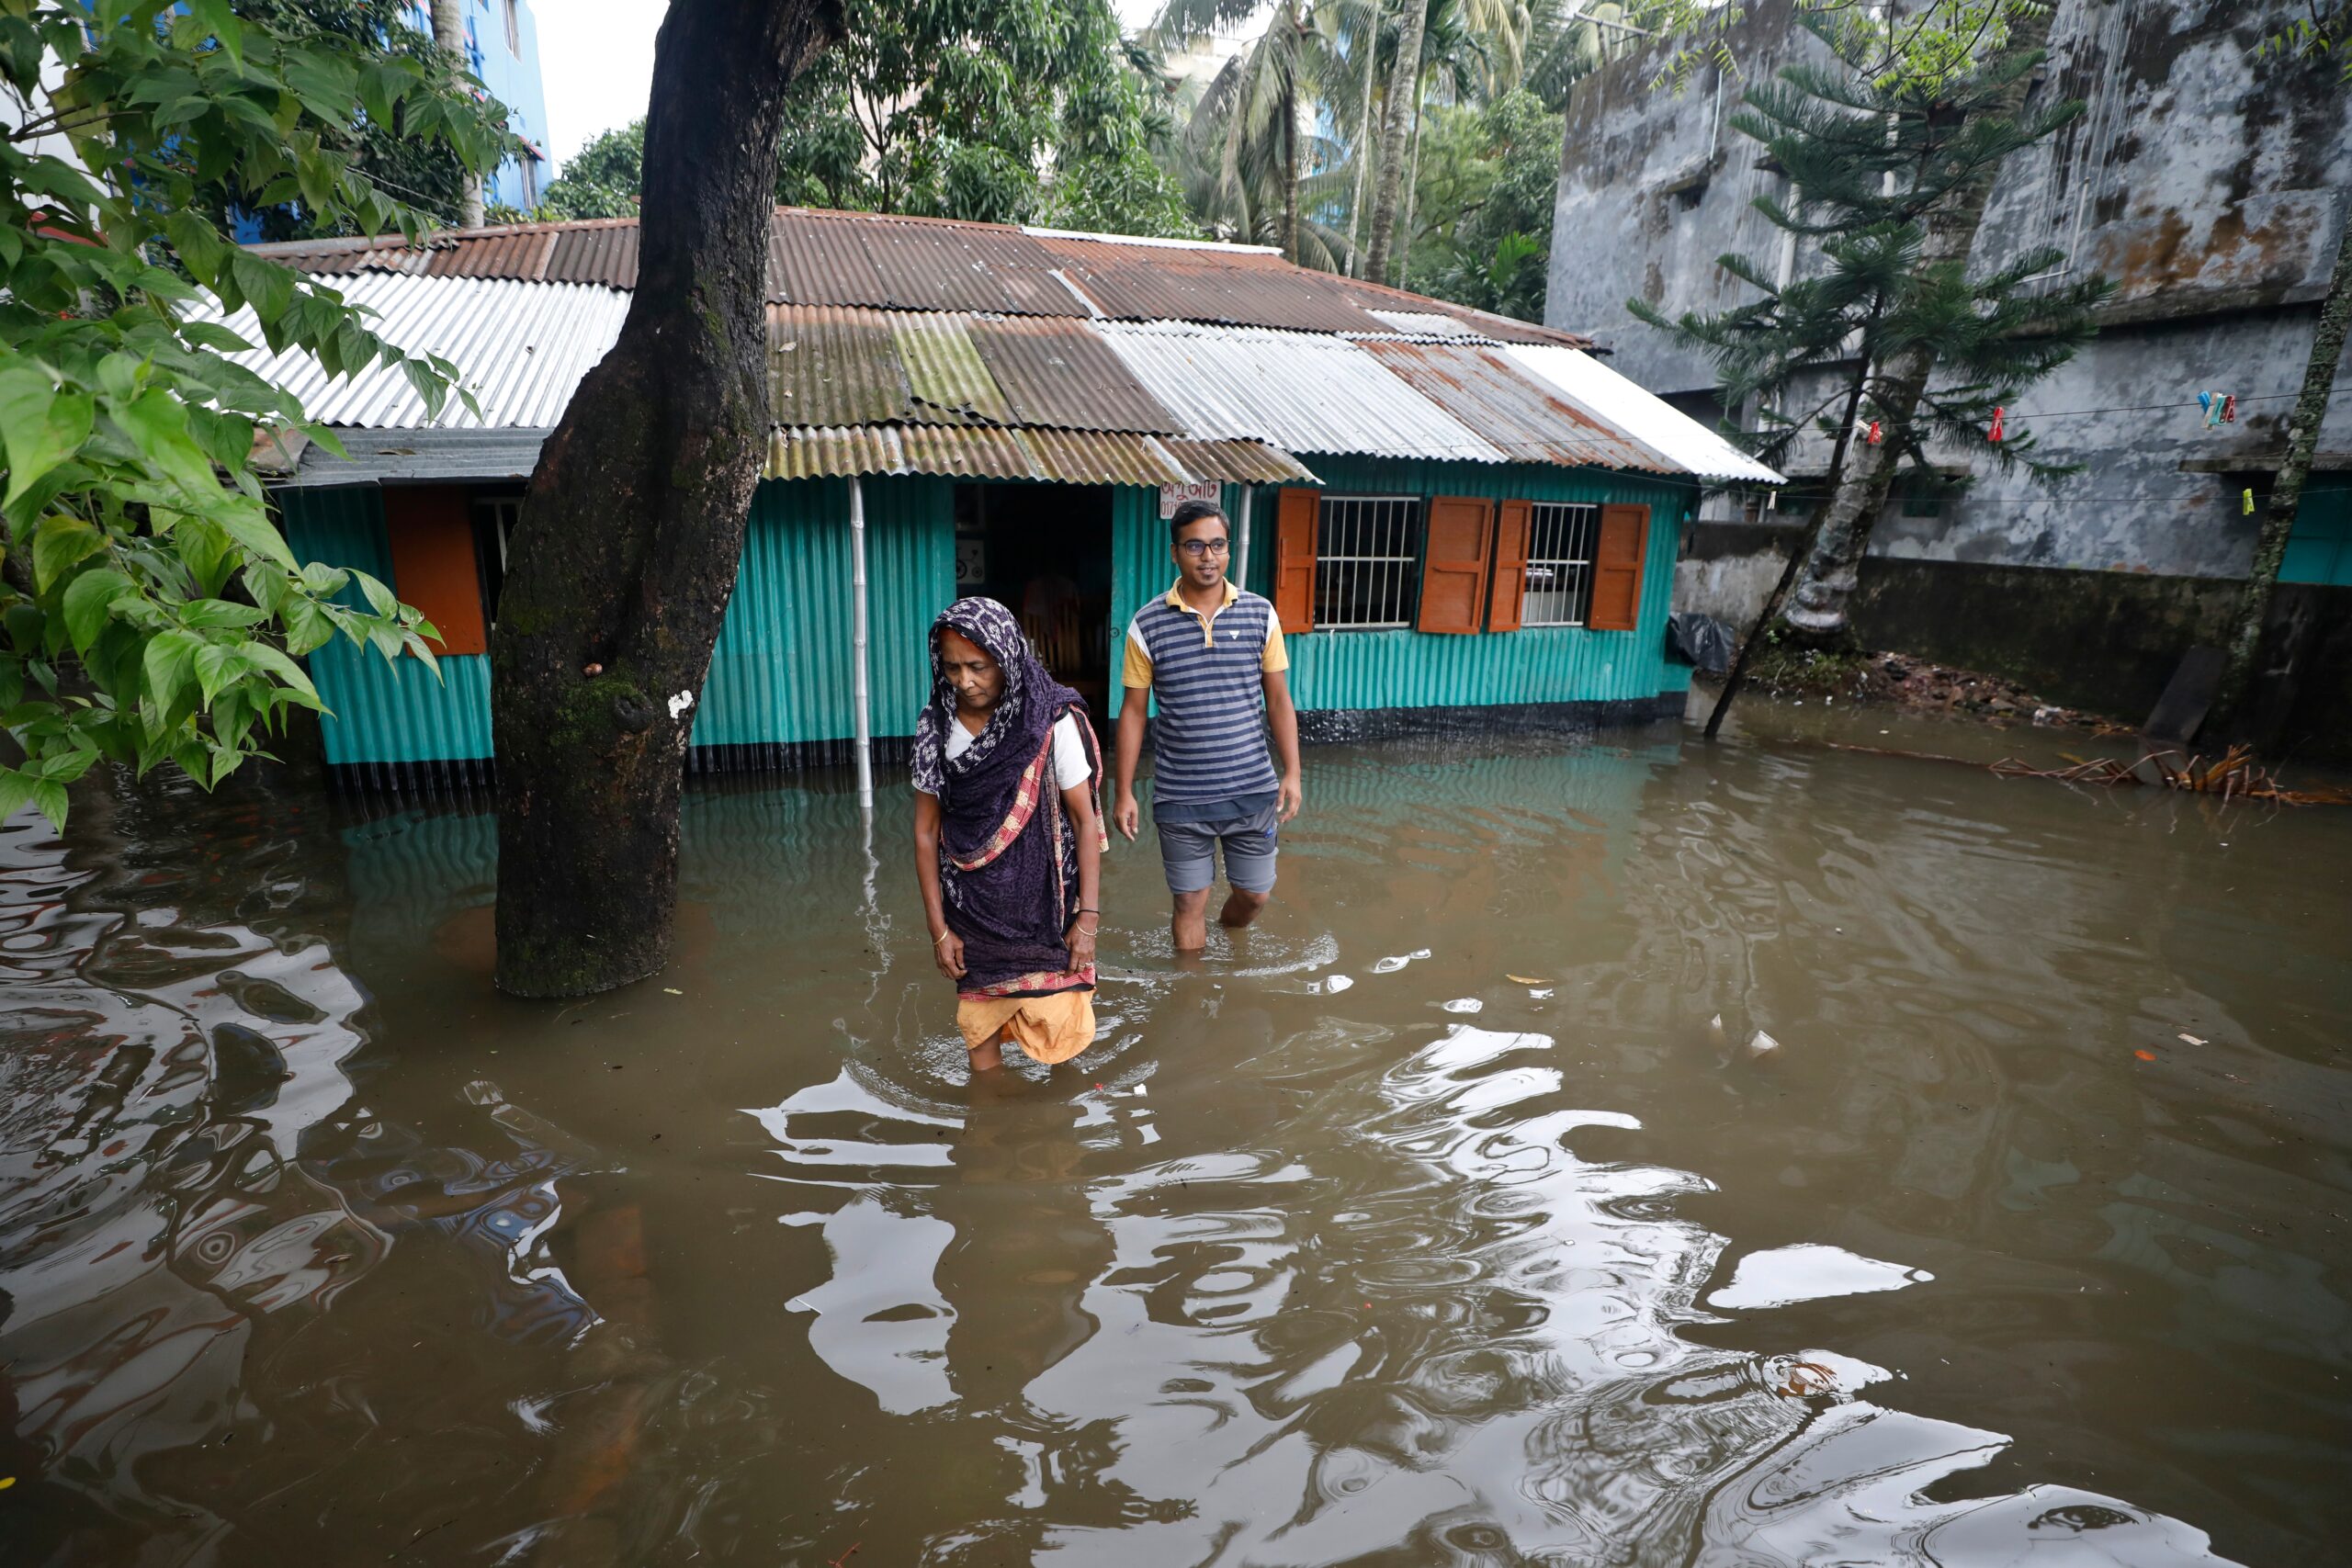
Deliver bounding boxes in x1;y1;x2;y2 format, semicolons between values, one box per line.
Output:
1488;499;1532;632
1416;495;1495;635
1273;486;1319;633
1586;502;1651;633
381;486;489;655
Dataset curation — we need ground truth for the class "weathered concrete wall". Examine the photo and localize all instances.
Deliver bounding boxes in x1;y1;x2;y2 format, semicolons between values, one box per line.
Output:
1552;0;2352;581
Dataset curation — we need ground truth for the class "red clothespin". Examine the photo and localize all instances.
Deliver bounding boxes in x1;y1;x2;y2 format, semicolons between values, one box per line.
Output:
1987;406;2006;444
2221;393;2236;423
1866;420;1883;446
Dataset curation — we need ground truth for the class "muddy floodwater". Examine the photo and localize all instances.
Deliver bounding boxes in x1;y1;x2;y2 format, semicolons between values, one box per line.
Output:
3;710;2348;1566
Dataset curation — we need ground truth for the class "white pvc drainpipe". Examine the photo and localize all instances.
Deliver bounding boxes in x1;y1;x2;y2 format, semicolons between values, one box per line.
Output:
1234;484;1254;592
850;476;874;811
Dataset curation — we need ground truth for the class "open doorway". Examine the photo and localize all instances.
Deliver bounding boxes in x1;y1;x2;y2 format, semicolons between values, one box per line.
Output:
953;483;1115;714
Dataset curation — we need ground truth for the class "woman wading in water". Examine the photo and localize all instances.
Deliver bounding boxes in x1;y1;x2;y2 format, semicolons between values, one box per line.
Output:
911;598;1105;1073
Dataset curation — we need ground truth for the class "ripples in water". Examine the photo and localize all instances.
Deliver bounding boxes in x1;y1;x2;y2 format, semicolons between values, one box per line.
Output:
4;725;2346;1564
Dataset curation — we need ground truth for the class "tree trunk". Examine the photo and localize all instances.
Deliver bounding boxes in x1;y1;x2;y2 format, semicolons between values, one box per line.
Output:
429;0;486;227
491;0;840;999
1395;86;1425;283
1780;4;2056;642
1704;347;1874;739
1280;0;1307;264
2214;201;2352;726
1364;0;1426;285
1343;0;1381;276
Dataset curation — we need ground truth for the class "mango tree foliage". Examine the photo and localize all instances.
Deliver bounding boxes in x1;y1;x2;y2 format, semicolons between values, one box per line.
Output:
0;0;506;827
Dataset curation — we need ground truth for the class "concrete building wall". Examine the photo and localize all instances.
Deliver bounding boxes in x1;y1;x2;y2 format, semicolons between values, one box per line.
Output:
1545;0;2352;584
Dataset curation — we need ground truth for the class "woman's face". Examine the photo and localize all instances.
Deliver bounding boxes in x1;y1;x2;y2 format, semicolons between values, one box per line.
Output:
939;628;1005;716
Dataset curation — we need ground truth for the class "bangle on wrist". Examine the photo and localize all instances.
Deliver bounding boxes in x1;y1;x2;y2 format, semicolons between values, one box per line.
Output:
933;930;953;947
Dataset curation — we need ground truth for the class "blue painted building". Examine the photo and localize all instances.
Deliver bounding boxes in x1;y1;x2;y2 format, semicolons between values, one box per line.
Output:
410;0;550;212
220;210;1781;790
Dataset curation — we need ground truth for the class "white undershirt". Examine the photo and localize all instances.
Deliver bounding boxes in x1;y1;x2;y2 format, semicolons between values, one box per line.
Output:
939;712;1091;791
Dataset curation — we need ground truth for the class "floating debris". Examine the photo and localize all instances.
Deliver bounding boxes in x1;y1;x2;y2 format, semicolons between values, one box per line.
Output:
1747;1029;1780;1061
1989;744;2352;805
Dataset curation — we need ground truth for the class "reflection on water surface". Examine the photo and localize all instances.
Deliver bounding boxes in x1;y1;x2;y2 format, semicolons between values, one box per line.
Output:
2;716;2347;1565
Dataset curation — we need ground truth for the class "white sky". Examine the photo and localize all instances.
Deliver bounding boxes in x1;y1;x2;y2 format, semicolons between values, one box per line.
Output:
536;0;1252;177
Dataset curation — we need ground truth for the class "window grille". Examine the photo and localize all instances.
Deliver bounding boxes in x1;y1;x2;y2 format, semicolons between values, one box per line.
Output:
1315;495;1421;629
1521;502;1600;626
473;495;524;624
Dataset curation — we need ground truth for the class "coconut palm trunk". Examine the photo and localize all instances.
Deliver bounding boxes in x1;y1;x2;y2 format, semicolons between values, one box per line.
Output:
429;0;485;227
1343;0;1381;275
1363;0;1426;284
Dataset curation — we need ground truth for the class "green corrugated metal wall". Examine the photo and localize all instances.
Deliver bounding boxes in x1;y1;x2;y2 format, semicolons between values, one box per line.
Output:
284;458;1687;770
698;475;956;749
281;486;495;766
282;477;954;768
1109;459;1698;716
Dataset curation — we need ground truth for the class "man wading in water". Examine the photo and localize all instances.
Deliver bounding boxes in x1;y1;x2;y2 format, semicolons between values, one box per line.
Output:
1114;500;1304;951
912;599;1106;1075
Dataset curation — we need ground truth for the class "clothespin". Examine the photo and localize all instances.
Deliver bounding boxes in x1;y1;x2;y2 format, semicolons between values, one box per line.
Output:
2243;488;2256;515
1987;406;2006;444
2221;393;2237;423
1866;420;1883;446
2198;390;2214;423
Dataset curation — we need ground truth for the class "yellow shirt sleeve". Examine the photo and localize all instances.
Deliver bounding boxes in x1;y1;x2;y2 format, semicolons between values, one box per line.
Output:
1261;618;1289;673
1121;621;1154;688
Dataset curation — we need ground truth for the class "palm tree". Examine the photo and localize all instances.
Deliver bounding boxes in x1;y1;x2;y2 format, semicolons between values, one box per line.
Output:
1363;0;1531;283
1148;0;1328;262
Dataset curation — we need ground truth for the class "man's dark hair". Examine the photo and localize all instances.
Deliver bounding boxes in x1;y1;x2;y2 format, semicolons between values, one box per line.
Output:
1170;500;1228;544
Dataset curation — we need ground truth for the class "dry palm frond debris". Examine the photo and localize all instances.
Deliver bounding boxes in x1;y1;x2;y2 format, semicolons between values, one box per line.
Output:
1988;744;2352;806
1818;739;2350;806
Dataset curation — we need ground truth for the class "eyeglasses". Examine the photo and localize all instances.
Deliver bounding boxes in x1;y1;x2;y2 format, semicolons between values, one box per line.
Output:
1178;538;1230;557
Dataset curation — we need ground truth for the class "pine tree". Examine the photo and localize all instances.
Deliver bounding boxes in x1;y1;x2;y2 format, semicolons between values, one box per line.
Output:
1632;10;2111;731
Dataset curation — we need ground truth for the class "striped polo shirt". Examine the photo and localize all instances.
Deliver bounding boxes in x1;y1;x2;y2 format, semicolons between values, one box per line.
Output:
1123;580;1289;822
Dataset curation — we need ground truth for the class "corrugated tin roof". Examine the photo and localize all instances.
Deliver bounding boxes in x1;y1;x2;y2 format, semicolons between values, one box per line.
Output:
230;211;1776;489
763;425;1301;485
889;313;1010;423
248;211;1591;345
277;427;552;487
966;315;1178;434
1504;344;1785;484
1366;310;1484;339
1093;321;1508;463
764;305;1180;433
1161;437;1318;485
189;274;628;428
769;306;910;427
1354;339;1674;471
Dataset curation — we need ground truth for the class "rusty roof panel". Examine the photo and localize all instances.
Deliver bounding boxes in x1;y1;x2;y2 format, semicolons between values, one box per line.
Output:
1161;437;1318;484
1039;236;1384;332
769;307;906;427
967;315;1179;434
766;210;889;307
1354;339;1672;470
889;314;1011;423
546;221;639;287
764;424;1201;485
765;209;1079;314
249;214;1596;343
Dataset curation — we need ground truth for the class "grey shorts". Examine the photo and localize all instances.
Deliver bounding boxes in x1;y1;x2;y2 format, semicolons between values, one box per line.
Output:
1157;805;1282;896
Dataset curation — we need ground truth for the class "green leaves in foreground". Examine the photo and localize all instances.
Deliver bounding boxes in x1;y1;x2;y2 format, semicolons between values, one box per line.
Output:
0;1;506;829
